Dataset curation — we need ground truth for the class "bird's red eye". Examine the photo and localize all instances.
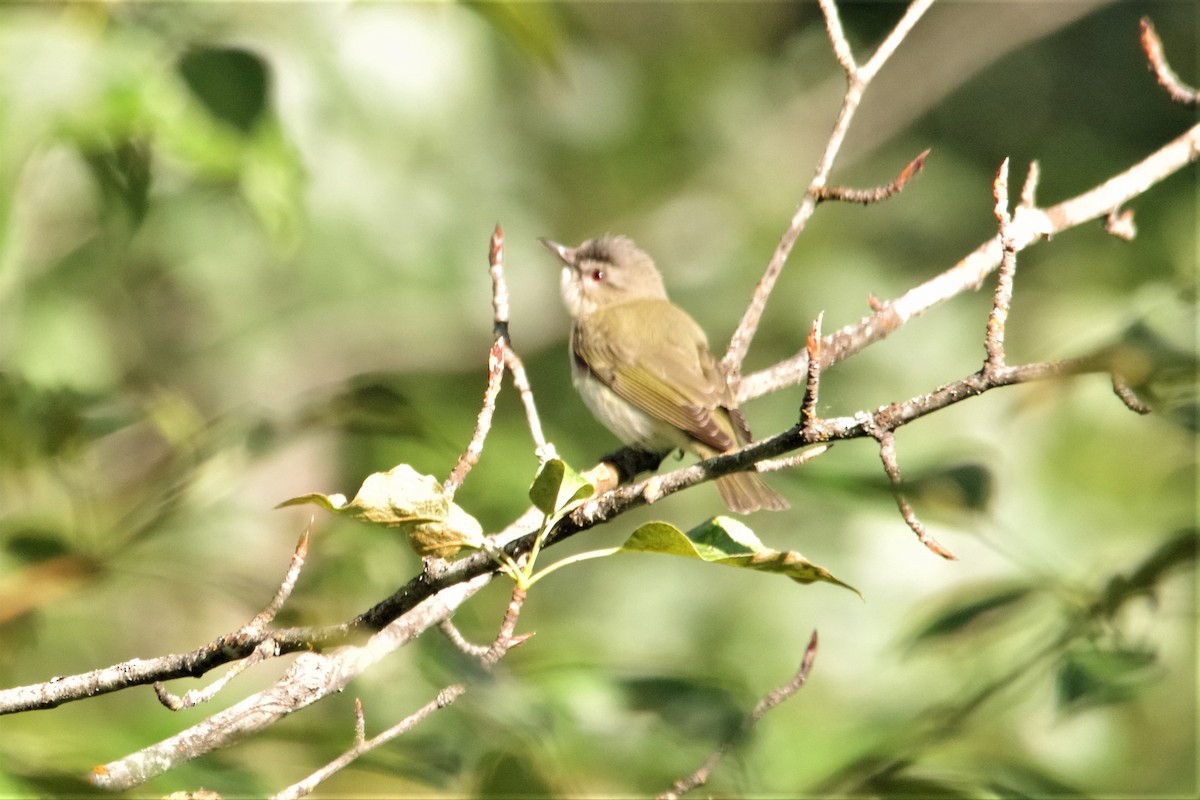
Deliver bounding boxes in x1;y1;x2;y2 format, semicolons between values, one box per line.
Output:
590;269;605;282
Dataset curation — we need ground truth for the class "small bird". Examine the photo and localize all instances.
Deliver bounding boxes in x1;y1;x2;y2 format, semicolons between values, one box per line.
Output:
540;234;788;513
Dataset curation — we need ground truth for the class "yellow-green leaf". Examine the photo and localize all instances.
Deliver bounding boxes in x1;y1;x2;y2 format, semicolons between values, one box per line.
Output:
277;464;484;559
621;517;859;596
529;457;594;516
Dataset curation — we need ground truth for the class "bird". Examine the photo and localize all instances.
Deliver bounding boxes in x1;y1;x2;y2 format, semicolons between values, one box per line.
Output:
540;233;788;513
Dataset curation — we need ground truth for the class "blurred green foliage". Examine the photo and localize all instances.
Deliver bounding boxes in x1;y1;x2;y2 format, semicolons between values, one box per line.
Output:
0;2;1195;798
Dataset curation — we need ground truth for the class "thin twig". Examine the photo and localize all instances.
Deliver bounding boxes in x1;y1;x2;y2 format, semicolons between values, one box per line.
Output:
503;345;551;457
800;313;824;432
738;122;1200;404
154;525;311;710
1139;17;1200;106
876;430;956;560
273;584;530;798
438;618;492;659
491;223;552;456
1111;373;1152;415
273;684;468;800
250;523;312;631
814;149;930;204
444;339;505;498
1018;160;1040;209
154;638;280;711
482;585;530;667
984;158;1015;374
660;630;820;800
444;225;513;497
858;0;937;83
819;0;856;73
722;0;935;380
757;444;832;474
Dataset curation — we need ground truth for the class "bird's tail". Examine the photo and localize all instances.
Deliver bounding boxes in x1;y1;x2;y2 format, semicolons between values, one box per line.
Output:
715;471;789;514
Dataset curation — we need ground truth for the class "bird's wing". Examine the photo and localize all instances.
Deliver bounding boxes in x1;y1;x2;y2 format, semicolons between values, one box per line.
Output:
574;300;735;452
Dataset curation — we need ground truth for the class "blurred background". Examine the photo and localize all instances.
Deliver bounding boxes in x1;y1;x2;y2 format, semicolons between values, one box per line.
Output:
0;2;1194;797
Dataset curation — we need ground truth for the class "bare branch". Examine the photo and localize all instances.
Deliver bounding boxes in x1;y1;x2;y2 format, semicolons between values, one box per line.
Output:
444;339;505;498
800;313;825;432
876;430;956;560
1140;17;1200;106
818;0;856;73
490;223;552;457
273;585;529;797
273;684;468;800
859;0;937;83
722;0;935;380
251;524;312;630
438;618;493;659
482;585;530;667
87;573;491;790
814;148;930;204
502;344;551;458
1018;160;1040;209
739;123;1200;403
445;225;515;497
756;443;832;475
154;637;280;711
660;630;820;799
1112;373;1153;415
984;158;1016;374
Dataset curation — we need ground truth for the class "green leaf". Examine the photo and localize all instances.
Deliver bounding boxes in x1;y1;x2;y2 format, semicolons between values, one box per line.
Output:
177;46;269;134
278;464;484;559
620;517;859;595
1055;644;1162;712
529;457;594;516
905;582;1034;647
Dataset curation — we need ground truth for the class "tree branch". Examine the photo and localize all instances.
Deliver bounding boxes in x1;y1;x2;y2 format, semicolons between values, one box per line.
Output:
739;122;1200;403
722;0;935;380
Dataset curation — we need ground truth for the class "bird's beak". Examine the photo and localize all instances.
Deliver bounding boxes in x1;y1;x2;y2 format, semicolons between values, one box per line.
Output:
538;237;575;266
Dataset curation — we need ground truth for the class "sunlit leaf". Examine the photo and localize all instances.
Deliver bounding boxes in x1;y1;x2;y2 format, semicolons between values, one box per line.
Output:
278;464;484;559
620;517;858;595
529;457;594;516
